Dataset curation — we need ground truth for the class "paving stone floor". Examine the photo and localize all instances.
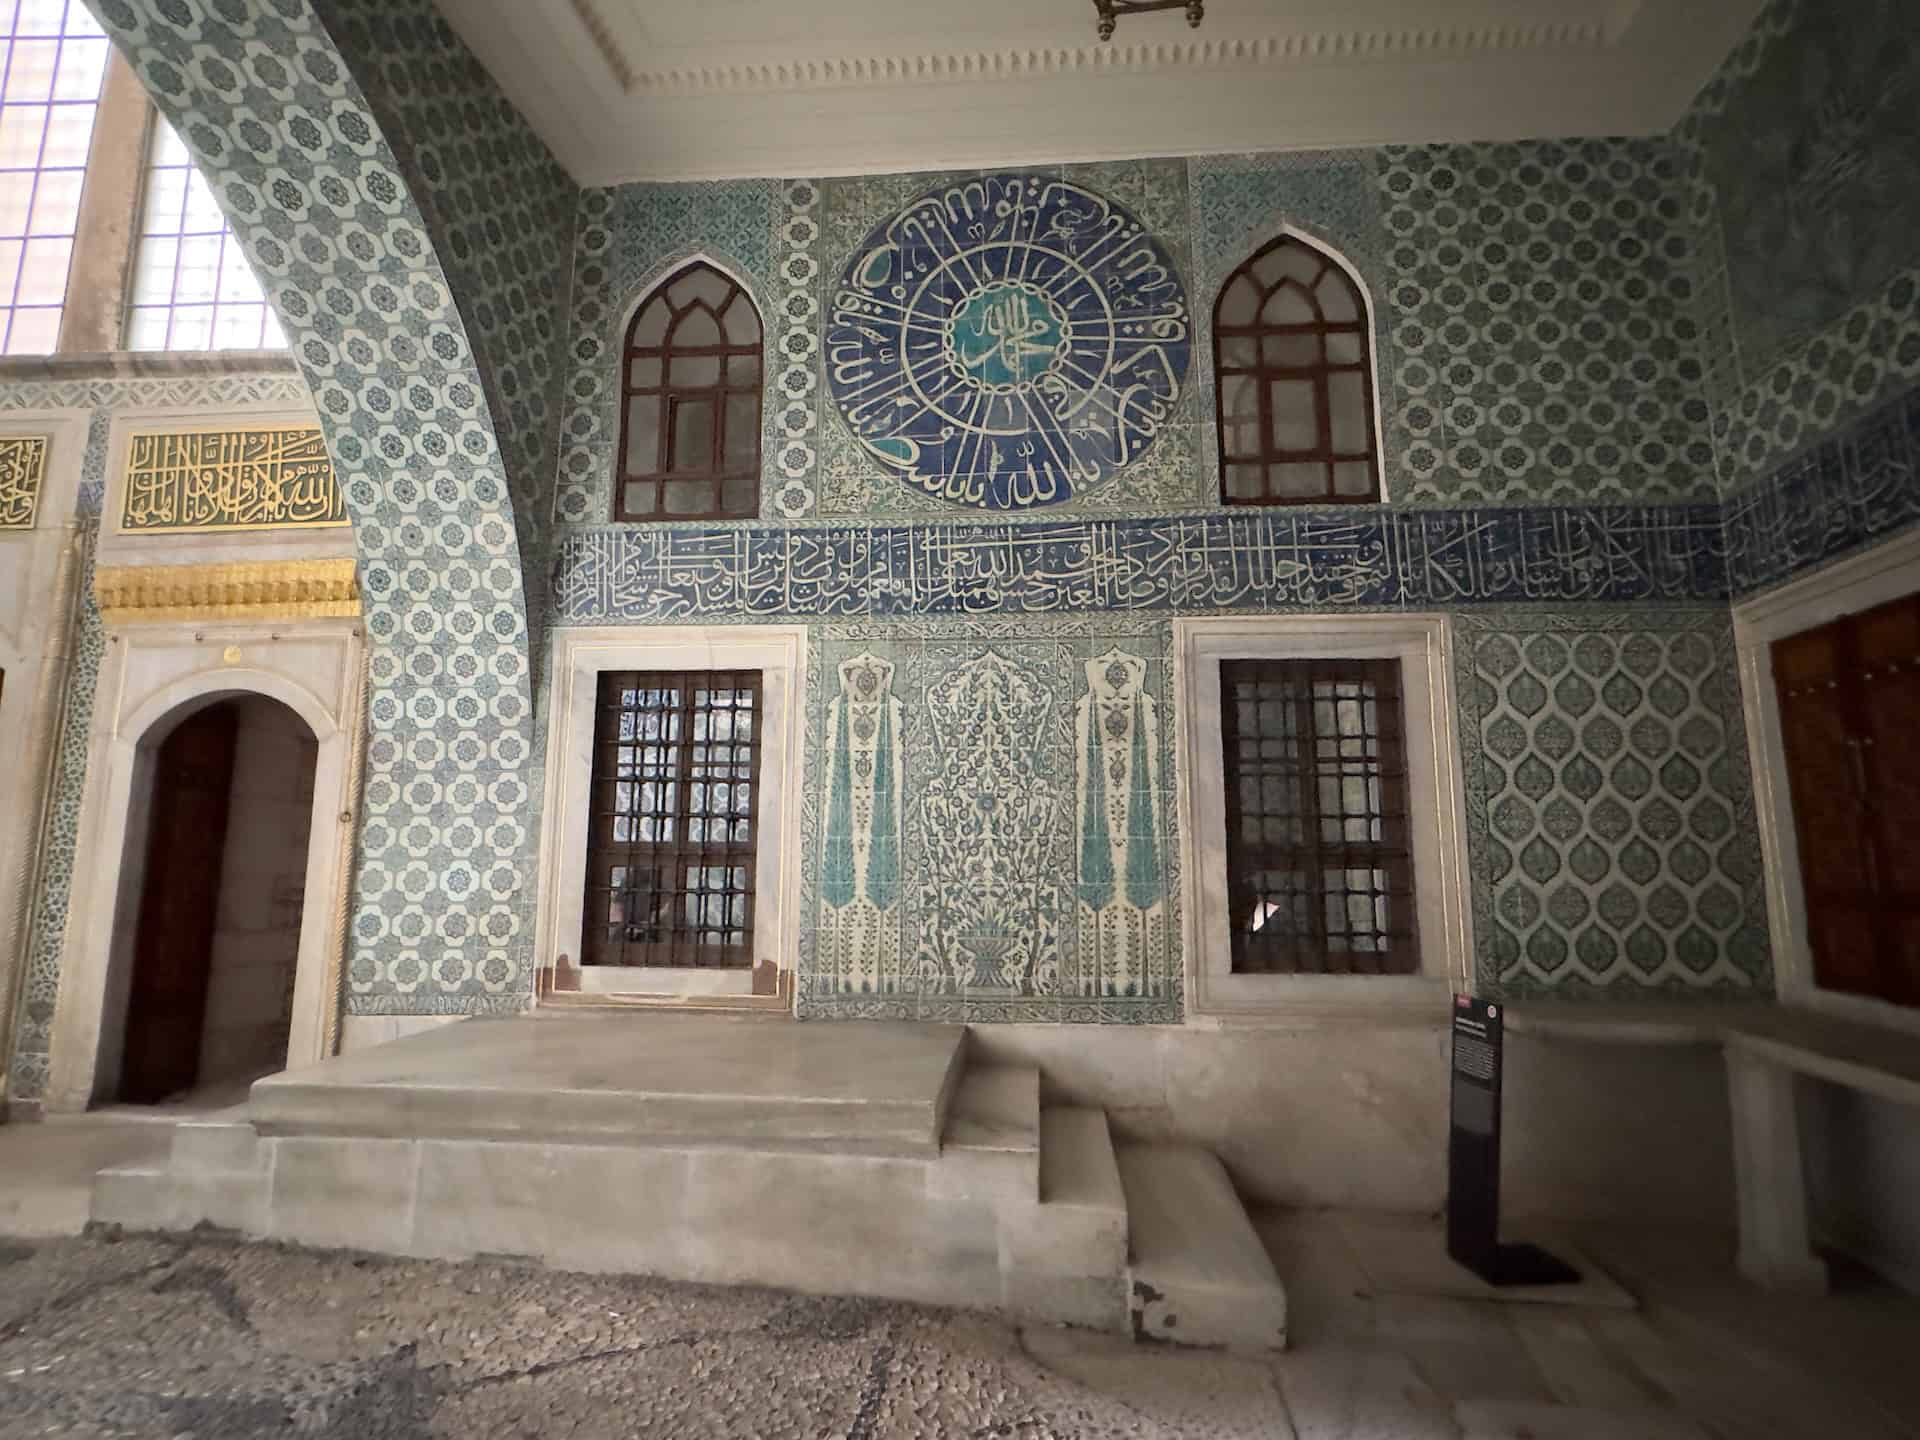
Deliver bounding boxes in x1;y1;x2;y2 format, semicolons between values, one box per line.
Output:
0;1217;1917;1438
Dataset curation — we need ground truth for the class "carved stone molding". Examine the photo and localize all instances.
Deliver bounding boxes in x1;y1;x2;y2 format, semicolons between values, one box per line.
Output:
570;7;1616;98
94;558;362;625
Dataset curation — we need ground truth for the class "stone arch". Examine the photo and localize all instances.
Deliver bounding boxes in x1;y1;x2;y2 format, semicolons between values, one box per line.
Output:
79;0;563;1008
48;666;356;1108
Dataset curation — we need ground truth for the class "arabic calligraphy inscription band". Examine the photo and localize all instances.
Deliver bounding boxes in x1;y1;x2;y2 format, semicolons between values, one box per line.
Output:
827;174;1192;512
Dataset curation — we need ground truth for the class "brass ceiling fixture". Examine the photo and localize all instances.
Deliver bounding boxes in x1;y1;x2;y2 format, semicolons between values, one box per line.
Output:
1092;0;1205;41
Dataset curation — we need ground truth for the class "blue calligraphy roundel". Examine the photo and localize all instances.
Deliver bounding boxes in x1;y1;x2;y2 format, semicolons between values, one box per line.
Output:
826;174;1190;510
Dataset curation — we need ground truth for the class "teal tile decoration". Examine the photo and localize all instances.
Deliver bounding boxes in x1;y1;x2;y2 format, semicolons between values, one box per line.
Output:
552;179;784;526
1456;609;1771;997
76;0;570;1012
1677;0;1920;494
800;618;1181;1023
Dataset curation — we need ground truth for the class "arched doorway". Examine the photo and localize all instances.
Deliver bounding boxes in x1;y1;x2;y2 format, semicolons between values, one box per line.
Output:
115;695;317;1104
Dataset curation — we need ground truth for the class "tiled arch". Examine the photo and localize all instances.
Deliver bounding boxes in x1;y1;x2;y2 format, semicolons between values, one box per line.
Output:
79;0;560;1009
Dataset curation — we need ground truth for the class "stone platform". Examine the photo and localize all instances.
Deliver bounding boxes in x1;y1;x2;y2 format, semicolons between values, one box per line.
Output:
92;1012;1288;1347
248;1010;967;1155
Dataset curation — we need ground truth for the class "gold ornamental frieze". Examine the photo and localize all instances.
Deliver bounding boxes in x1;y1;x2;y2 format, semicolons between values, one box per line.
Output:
119;425;347;533
94;558;362;625
0;435;48;529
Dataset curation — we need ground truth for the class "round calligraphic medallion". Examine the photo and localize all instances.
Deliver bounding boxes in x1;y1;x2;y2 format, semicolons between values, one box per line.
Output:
826;174;1190;510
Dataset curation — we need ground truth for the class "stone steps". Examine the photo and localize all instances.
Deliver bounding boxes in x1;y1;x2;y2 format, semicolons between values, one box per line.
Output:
86;1036;1288;1349
1117;1142;1289;1351
93;1119;269;1233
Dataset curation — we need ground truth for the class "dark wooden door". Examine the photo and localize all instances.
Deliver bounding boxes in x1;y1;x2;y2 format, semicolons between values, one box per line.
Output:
1773;593;1920;1008
119;702;238;1103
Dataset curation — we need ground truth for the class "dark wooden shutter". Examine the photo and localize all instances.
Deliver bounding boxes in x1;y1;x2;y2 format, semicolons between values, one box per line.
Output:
1774;592;1920;1008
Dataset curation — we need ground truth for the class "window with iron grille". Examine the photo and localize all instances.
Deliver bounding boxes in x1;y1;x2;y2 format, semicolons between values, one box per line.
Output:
615;262;762;522
1220;658;1416;974
1214;235;1380;505
584;670;762;968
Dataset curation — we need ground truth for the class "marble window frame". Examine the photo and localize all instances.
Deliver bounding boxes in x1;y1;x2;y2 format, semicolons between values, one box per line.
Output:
1174;613;1472;1021
1734;529;1920;1038
536;625;807;1006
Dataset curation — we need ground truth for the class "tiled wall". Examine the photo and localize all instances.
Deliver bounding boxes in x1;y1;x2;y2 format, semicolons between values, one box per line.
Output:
79;0;580;1019
1679;0;1920;528
548;139;1771;1013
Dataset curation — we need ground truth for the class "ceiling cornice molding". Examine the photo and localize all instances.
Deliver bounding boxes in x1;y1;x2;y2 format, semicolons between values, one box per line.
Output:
569;10;1618;100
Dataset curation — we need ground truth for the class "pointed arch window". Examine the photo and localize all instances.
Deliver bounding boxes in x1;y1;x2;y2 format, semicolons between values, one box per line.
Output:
617;262;762;522
1214;236;1380;506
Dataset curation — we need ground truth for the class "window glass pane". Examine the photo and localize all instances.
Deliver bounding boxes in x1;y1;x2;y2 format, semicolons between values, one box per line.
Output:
3;302;54;351
1268;379;1317;452
1219;372;1260;459
723;392;757;468
1218;335;1257;368
123;106;284;350
727;352;759;385
668;267;730;311
1329;371;1370;454
670;397;713;472
1224;463;1263;501
1217;274;1259;327
721;292;759;344
36;102;89;164
1261;333;1319;368
1326;331;1363;365
628;355;661;388
0;0;108;352
0;106;47;165
630;296;669;347
1272;462;1327;498
23;163;76;232
1261;284;1315;326
623;395;660;473
663;478;710;513
15;234;67;300
673;306;721;348
1315;271;1359;324
1333;461;1375;497
669;353;719;387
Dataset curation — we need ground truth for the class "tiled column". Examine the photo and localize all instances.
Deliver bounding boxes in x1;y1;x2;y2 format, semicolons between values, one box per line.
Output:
56;53;151;355
1725;1046;1829;1293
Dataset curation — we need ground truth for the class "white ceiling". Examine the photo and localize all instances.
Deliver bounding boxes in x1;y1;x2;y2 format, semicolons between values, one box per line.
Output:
434;0;1766;186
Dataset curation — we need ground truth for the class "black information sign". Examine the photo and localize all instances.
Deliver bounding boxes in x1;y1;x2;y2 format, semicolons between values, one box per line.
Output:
1447;994;1579;1287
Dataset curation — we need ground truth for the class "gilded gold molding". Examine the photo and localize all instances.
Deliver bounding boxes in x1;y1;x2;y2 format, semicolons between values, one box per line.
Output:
0;435;48;529
95;558;362;624
119;424;348;533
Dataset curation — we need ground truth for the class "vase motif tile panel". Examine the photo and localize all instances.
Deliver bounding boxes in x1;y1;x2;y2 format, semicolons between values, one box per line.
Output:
800;620;1179;1024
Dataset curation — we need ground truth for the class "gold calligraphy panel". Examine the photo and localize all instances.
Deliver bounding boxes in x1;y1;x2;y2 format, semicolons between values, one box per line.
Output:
120;425;347;533
0;435;48;529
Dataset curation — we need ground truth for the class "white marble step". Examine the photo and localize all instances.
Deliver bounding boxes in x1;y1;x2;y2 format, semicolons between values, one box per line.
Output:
93;1164;267;1234
934;1065;1039;1202
1117;1142;1288;1351
997;1106;1134;1331
170;1120;265;1175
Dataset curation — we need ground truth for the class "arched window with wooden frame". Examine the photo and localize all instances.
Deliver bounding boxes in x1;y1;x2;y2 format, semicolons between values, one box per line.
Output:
1214;235;1380;506
616;262;763;521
